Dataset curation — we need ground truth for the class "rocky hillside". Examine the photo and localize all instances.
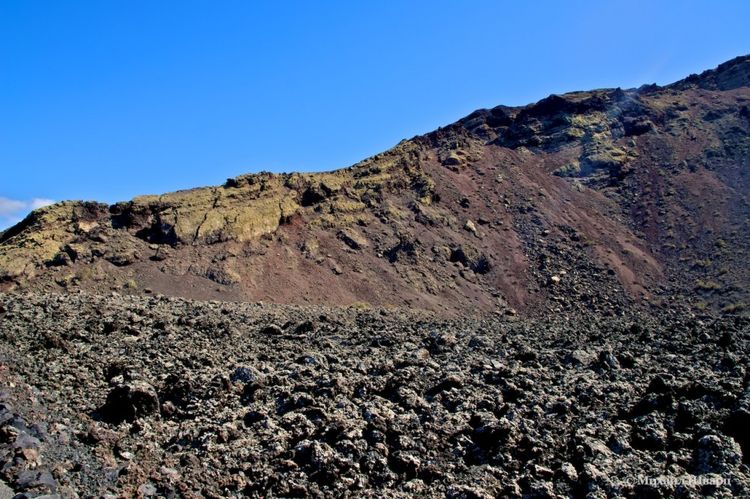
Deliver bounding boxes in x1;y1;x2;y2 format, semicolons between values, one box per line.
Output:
2;55;749;315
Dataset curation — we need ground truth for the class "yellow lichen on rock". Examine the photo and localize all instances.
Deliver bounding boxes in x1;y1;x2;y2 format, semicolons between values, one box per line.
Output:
0;201;103;284
0;137;430;287
230;195;297;242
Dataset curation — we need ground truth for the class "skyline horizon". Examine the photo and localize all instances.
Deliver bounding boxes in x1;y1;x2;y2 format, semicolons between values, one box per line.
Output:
2;1;749;229
1;52;747;231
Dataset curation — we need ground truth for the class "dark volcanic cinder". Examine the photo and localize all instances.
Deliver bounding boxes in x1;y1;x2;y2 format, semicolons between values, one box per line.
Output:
0;292;748;497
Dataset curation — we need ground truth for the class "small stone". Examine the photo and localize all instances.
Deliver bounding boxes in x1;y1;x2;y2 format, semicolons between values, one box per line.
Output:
413;348;431;361
647;374;672;394
464;220;477;234
260;324;283;335
19;447;39;463
101;380;160;423
138;483;157;496
278;459;298;471
295;320;315;335
337;228;368;250
160;466;179;477
87;423;119;445
534;464;554;478
230;367;258;384
243;410;266;426
471;413;512;449
559;462;578;482
425;375;464;396
693;434;742;473
443;153;463;166
598;350;620;369
631;415;668;450
448;484;494;499
15;470;56;493
565;349;594;366
390;451;421;476
403;479;426;494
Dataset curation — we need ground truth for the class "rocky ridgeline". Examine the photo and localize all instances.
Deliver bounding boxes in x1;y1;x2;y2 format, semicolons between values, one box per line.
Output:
0;292;748;497
0;141;429;288
1;56;749;315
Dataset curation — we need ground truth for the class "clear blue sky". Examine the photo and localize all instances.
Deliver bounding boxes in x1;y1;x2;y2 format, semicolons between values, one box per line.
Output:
1;1;749;228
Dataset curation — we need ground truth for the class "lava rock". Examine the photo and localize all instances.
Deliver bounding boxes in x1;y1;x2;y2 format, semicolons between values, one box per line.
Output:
100;380;160;423
693;434;742;473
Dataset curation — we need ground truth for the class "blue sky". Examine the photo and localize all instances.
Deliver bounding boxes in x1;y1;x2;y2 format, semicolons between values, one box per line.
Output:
1;1;749;229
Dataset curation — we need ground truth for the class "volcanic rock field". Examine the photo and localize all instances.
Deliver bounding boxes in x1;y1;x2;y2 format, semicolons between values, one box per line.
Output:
0;293;749;497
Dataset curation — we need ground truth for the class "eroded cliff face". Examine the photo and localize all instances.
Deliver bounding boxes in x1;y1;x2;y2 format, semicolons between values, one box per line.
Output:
2;56;749;315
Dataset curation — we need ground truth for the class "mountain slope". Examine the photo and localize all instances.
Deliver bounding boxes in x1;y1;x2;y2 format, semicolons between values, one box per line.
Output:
2;55;749;316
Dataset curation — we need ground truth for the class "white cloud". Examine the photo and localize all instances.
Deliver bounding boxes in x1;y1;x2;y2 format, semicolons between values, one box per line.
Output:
30;198;55;210
0;197;56;231
0;198;27;217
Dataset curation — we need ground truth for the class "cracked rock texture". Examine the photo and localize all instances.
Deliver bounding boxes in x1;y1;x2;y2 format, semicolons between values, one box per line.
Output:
0;292;748;497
